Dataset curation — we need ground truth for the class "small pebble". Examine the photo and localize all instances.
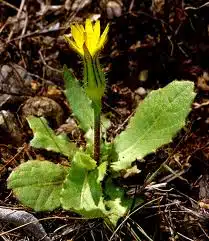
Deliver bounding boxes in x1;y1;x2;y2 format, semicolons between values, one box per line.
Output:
135;87;147;96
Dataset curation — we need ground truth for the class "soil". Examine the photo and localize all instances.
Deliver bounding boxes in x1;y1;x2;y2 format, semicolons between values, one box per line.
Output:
0;0;209;240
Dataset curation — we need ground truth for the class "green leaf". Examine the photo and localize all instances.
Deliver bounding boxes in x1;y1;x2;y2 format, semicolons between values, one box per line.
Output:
85;114;111;144
97;161;108;182
27;116;76;158
103;178;144;226
73;152;97;170
112;81;196;171
7;160;67;211
104;178;126;201
105;198;128;226
63;66;94;132
61;152;106;218
104;178;132;226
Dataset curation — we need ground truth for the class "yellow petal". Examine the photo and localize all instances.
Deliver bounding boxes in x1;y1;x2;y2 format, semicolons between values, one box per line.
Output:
85;19;94;55
64;35;84;56
71;24;84;49
75;23;84;33
85;19;93;33
64;19;109;57
97;23;109;50
93;20;100;45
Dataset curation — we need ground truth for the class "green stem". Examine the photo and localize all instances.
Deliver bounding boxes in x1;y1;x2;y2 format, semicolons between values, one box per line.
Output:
92;101;101;164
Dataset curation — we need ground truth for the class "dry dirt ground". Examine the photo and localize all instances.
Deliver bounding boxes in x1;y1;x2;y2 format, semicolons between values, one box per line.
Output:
0;0;209;240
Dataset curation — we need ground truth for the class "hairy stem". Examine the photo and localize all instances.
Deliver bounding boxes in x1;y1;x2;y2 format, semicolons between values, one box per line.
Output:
93;101;101;164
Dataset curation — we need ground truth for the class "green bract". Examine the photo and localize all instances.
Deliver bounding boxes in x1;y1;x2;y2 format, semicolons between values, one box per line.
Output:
83;45;106;102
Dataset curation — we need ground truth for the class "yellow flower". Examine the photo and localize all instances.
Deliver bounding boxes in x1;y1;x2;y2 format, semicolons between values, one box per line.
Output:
64;19;109;57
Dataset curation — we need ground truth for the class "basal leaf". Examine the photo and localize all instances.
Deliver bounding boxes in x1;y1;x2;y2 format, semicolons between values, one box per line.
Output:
27;116;76;158
85;115;111;144
104;178;127;201
105;198;128;226
63;66;94;132
104;178;132;225
73;151;97;170
97;161;108;182
112;81;196;171
61;152;106;219
7;160;67;211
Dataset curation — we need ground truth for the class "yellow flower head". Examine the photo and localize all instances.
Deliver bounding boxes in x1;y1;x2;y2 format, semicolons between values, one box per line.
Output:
64;19;109;57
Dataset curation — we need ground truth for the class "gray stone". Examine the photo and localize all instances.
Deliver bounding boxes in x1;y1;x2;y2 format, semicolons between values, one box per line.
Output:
0;64;33;108
106;1;122;19
0;110;23;145
22;96;64;126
